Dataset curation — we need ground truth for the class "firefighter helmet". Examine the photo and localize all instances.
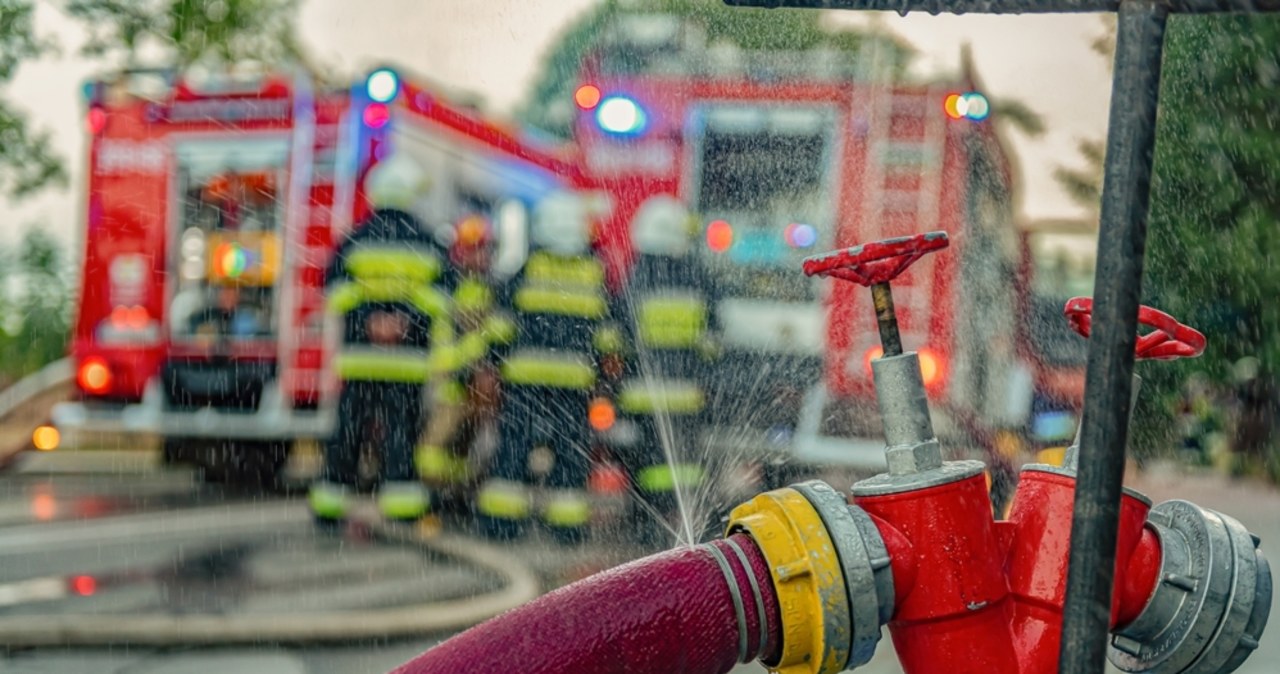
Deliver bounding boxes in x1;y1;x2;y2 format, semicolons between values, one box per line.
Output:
451;213;493;269
531;191;591;256
631;194;695;257
365;154;430;212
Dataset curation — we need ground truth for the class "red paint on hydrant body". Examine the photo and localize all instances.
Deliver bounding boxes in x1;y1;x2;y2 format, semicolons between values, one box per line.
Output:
857;473;1023;674
1004;469;1162;673
857;469;1163;674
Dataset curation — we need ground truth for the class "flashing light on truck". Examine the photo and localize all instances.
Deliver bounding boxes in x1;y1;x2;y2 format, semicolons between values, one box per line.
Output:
944;92;991;122
365;68;400;103
595;95;647;136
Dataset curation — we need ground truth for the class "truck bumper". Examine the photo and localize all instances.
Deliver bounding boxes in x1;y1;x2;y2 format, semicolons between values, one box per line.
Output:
51;383;335;441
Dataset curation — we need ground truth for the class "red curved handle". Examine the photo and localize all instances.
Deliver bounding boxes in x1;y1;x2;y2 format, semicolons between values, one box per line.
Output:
802;231;949;286
1063;297;1206;361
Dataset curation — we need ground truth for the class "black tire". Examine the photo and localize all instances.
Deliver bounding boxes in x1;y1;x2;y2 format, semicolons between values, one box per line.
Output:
161;437;193;467
225;441;289;491
178;439;289;492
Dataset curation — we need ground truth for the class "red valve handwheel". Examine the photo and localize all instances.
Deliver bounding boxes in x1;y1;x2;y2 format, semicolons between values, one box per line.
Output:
802;231;949;286
1063;297;1206;361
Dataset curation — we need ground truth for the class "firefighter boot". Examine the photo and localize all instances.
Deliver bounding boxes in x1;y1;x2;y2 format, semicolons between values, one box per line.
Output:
476;478;532;540
309;480;350;530
378;481;430;523
542;488;591;545
416;444;470;486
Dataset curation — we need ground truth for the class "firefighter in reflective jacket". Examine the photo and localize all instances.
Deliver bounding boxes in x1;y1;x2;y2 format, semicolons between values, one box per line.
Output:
619;195;719;528
476;190;620;541
309;154;456;524
416;214;514;493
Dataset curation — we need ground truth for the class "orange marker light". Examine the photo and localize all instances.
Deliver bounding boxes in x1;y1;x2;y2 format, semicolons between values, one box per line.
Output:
32;425;59;451
863;346;884;373
863;346;944;389
944;93;966;120
918;348;943;387
706;220;733;253
589;397;616;432
574;84;603;110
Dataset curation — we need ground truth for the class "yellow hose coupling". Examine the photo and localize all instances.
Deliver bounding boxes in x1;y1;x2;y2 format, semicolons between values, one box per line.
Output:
727;487;851;674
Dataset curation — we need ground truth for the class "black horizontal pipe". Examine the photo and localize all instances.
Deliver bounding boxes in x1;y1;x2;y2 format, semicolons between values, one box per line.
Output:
724;0;1280;14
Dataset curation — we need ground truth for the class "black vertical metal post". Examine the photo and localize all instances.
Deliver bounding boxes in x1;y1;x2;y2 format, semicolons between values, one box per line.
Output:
1058;3;1168;673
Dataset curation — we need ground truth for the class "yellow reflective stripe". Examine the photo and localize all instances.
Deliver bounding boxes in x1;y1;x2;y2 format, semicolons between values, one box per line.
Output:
457;331;490;366
454;278;493;312
326;282;364;315
354;276;417;302
500;353;595;389
514;286;606;319
639;296;707;349
347;247;441;282
308;484;348;519
482;314;516;345
638;464;706;493
337;351;431;382
416;445;469;484
430;310;454;353
593;324;624;354
478;485;531;519
434;380;467;404
426;345;464;376
410;286;451;320
527;251;604;287
328;279;450;323
543;496;590;527
618;380;705;414
378;488;429;519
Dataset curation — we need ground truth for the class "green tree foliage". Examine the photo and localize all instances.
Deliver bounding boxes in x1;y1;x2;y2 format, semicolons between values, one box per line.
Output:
519;0;915;139
0;228;72;384
1053;138;1105;209
0;0;66;198
1138;15;1280;470
67;0;310;69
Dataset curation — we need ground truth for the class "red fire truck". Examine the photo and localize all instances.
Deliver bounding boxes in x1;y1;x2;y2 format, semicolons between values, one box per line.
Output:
573;17;1034;471
53;65;576;486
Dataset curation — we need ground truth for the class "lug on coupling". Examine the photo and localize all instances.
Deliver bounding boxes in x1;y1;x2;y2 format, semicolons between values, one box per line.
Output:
727;480;894;673
1110;500;1272;674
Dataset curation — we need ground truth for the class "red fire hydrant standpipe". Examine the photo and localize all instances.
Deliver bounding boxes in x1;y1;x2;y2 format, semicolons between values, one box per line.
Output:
787;232;1271;674
395;232;1268;674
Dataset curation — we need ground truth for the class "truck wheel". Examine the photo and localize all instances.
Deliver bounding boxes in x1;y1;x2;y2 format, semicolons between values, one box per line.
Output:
161;437;192;467
194;440;289;492
223;441;290;492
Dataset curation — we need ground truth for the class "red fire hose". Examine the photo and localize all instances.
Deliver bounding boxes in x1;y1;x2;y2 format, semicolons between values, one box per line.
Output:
393;533;780;674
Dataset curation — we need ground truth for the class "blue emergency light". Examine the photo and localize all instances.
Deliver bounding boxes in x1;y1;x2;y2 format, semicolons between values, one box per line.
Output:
366;68;400;104
595;95;648;137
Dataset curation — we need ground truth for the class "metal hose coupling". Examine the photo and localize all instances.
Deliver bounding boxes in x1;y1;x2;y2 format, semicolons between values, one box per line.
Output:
727;480;894;673
1109;500;1272;674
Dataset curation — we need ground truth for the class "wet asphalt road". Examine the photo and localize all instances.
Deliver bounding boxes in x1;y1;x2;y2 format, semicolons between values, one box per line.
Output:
0;452;1276;674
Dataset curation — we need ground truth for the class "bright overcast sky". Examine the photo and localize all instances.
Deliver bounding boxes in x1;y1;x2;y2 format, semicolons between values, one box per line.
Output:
0;1;1112;251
